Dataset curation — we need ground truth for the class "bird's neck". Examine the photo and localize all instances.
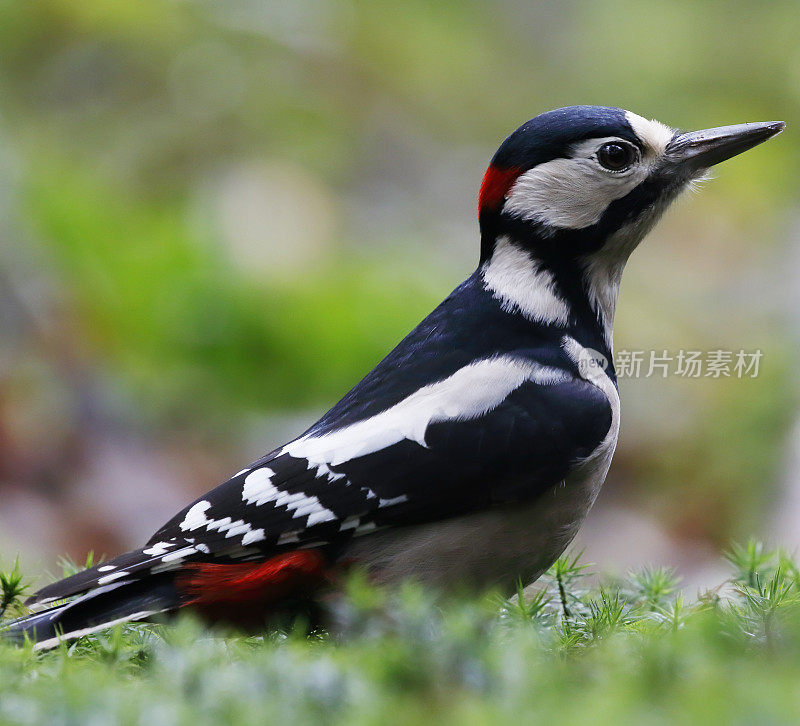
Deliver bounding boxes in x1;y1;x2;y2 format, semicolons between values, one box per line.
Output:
480;234;624;359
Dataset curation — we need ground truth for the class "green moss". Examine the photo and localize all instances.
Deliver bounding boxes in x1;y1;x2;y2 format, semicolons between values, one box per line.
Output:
5;543;800;724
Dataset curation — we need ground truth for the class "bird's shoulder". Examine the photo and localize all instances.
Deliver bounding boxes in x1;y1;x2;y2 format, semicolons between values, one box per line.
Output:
310;270;569;434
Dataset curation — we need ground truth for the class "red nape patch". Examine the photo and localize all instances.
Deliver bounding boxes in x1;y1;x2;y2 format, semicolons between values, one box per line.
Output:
177;550;327;607
478;164;522;213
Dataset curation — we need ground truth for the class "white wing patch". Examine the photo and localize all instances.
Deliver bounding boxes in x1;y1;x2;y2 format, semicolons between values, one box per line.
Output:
97;570;130;585
241;468;278;506
180;500;214;531
142;541;177;557
379;494;409;508
482;236;571;325
178;499;267;546
241;467;336;526
339;516;360;531
283;354;569;467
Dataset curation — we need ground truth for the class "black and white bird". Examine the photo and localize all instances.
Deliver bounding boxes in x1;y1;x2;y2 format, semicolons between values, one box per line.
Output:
3;106;784;648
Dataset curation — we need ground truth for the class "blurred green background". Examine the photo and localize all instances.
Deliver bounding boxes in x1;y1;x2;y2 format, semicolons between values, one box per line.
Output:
0;0;798;585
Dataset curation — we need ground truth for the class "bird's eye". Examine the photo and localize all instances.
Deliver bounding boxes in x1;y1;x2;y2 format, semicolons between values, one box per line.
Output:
597;142;637;172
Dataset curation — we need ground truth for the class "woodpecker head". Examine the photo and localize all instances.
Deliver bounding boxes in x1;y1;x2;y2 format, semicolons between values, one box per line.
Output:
478;106;784;347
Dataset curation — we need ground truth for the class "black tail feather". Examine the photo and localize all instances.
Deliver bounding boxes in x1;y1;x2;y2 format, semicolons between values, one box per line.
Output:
2;573;180;649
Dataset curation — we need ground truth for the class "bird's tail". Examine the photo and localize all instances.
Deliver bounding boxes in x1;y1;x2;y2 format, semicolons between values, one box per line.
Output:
1;549;328;650
1;573;180;651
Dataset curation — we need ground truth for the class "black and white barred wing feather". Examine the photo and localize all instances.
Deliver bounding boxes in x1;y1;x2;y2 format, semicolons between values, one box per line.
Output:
28;356;610;610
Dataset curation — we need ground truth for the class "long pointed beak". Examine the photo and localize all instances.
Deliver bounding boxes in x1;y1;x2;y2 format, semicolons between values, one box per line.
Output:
665;120;785;173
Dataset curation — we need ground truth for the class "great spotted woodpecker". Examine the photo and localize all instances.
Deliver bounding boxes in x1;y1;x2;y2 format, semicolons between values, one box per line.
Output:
4;106;784;648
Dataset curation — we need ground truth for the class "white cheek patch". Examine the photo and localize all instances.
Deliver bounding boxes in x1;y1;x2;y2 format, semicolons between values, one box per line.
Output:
502;112;675;232
283;356;569;467
624;111;674;155
503;138;649;230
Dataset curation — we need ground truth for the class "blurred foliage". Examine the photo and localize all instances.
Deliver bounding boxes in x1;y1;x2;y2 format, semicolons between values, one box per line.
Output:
6;544;800;723
631;351;796;542
24;162;439;421
0;0;798;558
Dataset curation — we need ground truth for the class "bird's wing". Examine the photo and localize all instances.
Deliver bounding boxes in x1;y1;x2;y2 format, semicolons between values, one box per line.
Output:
28;356;611;606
